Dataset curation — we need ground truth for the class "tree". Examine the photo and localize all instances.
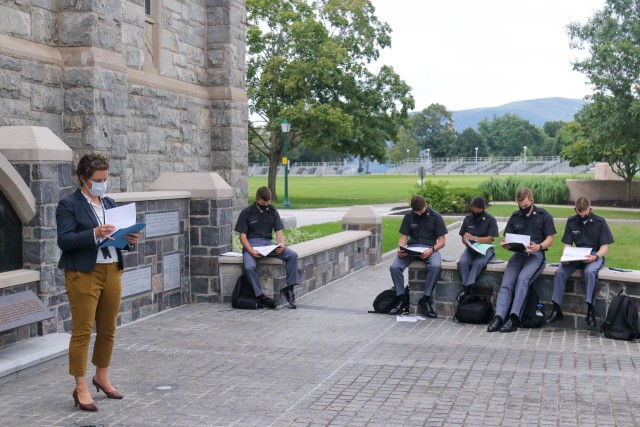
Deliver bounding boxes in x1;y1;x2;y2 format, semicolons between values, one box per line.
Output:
388;127;420;164
247;0;414;199
409;104;456;158
450;128;488;158
566;0;640;200
477;114;547;157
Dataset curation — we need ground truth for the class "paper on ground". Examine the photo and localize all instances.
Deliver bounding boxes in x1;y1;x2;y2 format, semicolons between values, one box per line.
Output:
560;247;593;262
396;315;423;322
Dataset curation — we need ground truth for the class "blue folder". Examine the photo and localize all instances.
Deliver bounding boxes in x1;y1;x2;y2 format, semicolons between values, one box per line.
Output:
97;223;146;248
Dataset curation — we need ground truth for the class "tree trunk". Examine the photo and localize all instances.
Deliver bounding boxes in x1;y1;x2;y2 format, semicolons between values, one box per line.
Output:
268;156;279;201
626;176;632;202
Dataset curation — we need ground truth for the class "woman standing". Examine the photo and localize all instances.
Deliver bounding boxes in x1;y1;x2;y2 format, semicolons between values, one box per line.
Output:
56;154;139;411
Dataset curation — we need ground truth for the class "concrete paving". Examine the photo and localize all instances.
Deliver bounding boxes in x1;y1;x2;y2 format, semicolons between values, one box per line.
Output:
2;206;640;426
2;252;640;426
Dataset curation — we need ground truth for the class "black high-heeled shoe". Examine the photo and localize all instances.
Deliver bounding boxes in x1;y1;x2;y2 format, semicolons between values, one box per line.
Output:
72;389;98;411
92;377;124;399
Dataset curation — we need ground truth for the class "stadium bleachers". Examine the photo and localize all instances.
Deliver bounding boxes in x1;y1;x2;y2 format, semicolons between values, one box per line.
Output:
249;157;594;176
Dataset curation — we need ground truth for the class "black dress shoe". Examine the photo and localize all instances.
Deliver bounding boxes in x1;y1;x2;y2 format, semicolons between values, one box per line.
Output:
418;296;437;318
281;286;296;309
500;316;520;333
457;286;472;303
388;297;409;315
487;316;503;332
546;306;564;323
586;304;597;326
257;294;277;309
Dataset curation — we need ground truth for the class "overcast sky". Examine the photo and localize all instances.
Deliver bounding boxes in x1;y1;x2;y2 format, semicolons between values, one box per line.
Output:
368;0;606;111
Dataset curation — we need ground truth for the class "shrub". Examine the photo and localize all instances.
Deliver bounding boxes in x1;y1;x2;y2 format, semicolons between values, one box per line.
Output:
479;176;569;204
413;181;467;213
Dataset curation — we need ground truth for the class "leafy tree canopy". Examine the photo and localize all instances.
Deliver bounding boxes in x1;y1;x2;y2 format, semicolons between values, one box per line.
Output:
477;114;547;157
567;0;640;198
408;104;456;158
247;0;414;199
450;128;488;158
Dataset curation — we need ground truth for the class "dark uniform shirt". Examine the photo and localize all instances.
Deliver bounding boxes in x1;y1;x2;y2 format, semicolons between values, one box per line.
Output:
458;212;499;239
399;207;448;247
561;212;614;252
504;205;556;249
235;203;284;239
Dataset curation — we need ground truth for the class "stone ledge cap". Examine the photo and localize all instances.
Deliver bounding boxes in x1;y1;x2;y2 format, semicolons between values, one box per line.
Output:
342;205;381;224
0;126;72;162
148;172;233;198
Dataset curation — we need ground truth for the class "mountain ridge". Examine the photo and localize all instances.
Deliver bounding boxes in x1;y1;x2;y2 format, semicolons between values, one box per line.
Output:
450;97;586;131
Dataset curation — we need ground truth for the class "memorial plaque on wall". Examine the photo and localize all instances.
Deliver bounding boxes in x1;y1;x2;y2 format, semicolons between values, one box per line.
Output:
145;211;180;237
121;267;152;298
163;252;181;291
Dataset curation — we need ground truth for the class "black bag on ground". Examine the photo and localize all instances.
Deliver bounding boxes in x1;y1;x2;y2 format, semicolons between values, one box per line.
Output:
372;286;408;314
520;287;544;328
601;291;639;341
231;274;258;309
454;294;493;324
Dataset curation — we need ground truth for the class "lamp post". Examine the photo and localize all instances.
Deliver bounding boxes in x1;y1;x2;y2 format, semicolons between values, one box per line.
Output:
281;119;291;208
406;149;410;160
475;147;478;165
523;146;527;163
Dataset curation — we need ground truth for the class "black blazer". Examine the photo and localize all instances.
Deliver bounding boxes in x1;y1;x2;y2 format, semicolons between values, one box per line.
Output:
56;189;127;271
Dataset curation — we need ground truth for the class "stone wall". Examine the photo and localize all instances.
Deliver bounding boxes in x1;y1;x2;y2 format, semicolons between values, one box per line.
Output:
219;231;372;305
408;261;640;331
0;0;249;212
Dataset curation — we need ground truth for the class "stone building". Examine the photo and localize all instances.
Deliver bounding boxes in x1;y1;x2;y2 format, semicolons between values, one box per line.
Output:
0;0;248;206
0;0;248;350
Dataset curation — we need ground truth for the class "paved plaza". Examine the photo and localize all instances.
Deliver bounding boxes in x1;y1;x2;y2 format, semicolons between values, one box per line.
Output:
2;252;640;426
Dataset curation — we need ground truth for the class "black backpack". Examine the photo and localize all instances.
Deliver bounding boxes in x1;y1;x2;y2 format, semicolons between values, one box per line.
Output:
520;287;545;328
231;274;258;309
372;287;408;314
455;293;493;324
601;291;639;341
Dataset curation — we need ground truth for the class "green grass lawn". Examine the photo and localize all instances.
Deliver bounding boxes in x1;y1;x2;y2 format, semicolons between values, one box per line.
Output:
249;175;523;208
264;174;639;269
291;218;637;270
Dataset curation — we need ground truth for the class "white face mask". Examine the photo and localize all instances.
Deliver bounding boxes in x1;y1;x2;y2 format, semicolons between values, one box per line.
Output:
87;180;108;197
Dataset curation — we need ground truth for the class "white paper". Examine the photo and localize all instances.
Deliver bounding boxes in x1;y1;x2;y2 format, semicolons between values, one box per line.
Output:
399;245;432;254
504;233;530;246
464;238;495;255
254;244;283;256
104;202;137;230
221;252;243;257
560;247;593;262
396;315;423;322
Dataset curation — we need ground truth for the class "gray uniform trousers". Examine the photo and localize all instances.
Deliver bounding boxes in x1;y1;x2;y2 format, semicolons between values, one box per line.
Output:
390;251;442;297
495;251;546;319
458;248;495;287
552;257;604;305
243;237;300;297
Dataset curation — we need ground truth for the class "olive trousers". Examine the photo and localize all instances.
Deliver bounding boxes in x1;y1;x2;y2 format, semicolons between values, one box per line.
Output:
65;263;122;377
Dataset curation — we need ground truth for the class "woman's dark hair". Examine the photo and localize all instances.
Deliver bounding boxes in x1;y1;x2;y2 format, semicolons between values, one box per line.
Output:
76;153;109;184
470;196;487;209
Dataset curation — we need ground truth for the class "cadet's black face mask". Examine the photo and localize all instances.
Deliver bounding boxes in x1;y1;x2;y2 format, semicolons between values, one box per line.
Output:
473;211;484;220
519;205;531;215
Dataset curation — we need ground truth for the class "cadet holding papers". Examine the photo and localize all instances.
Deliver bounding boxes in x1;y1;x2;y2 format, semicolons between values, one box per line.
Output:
456;197;499;302
547;197;614;327
388;195;447;317
487;188;555;333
